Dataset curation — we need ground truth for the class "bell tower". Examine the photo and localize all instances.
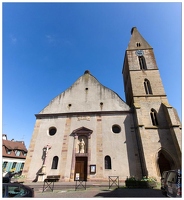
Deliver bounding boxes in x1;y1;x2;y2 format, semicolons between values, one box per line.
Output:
122;27;181;178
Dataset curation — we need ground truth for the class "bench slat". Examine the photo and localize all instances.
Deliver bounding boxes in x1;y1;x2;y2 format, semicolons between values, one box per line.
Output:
46;175;60;179
44;175;60;182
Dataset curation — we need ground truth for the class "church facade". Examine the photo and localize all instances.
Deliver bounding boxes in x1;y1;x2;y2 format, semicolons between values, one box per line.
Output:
23;27;181;182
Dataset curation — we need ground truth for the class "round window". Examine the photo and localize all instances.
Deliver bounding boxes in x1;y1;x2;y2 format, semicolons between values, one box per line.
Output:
112;125;121;133
49;127;57;136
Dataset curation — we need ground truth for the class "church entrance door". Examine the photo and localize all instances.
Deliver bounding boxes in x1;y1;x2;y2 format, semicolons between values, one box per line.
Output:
74;157;87;181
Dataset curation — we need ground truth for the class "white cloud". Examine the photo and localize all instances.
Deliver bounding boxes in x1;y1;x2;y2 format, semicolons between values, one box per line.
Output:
10;34;17;44
45;34;56;44
45;34;73;47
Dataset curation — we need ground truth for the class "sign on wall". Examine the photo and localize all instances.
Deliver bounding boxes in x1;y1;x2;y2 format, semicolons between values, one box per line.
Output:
75;173;80;180
90;165;96;174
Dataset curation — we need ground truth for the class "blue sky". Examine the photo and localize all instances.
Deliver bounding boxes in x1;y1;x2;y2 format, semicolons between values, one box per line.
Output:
2;2;182;148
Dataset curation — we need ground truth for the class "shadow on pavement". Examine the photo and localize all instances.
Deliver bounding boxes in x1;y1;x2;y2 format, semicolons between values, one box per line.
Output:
94;188;167;198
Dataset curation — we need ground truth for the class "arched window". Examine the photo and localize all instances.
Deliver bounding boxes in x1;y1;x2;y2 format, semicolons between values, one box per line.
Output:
139;56;147;70
51;156;59;169
105;155;112;169
144;79;152;94
150;109;158;126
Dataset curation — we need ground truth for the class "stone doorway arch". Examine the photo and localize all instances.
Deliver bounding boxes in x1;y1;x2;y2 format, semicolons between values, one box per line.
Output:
70;126;93;181
157;149;175;176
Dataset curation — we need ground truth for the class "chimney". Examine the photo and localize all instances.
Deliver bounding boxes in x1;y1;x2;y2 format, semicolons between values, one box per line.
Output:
2;134;7;140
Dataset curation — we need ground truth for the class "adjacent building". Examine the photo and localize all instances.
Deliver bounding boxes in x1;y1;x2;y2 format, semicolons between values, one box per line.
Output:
2;134;28;174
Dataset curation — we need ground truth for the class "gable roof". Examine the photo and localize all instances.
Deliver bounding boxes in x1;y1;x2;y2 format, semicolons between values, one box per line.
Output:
38;70;130;115
2;139;27;158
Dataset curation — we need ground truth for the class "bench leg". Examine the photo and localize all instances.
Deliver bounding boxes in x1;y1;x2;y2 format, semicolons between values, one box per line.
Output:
75;181;86;190
42;181;54;192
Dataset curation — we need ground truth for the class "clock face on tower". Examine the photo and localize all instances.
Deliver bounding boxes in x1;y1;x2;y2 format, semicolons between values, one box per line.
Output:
135;50;144;56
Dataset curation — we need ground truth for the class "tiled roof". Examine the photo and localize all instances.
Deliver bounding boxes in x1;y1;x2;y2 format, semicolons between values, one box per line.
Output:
2;139;28;159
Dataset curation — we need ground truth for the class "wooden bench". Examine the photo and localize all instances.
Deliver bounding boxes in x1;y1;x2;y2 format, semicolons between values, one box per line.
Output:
42;175;60;192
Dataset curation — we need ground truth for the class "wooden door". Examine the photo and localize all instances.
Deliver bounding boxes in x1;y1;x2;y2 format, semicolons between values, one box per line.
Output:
74;157;87;181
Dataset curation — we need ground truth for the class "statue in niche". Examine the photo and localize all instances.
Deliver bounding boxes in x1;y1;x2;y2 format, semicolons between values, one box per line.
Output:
79;139;85;153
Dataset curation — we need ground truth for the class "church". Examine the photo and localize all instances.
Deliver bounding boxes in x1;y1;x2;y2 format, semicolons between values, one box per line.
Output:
23;27;181;182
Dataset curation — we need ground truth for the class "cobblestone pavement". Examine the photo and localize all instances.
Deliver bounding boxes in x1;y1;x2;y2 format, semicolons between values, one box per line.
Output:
24;181;166;198
34;187;167;198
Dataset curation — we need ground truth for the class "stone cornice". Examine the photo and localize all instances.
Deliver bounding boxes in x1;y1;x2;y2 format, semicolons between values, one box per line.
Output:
133;95;167;98
35;110;132;118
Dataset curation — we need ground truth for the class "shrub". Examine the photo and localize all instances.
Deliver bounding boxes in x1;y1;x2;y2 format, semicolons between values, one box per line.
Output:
14;174;26;179
140;176;157;182
125;176;157;188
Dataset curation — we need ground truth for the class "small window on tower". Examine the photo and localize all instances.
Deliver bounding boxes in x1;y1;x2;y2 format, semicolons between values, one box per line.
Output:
139;56;147;70
144;79;153;94
150;109;158;126
136;42;141;47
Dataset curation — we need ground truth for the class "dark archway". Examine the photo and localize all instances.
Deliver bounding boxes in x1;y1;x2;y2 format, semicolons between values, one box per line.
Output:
157;150;175;176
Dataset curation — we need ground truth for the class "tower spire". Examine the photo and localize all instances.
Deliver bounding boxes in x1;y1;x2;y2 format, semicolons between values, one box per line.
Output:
127;27;152;50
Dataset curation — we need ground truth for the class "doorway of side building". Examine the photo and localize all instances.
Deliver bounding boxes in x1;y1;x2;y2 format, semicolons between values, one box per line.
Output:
74;157;87;181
